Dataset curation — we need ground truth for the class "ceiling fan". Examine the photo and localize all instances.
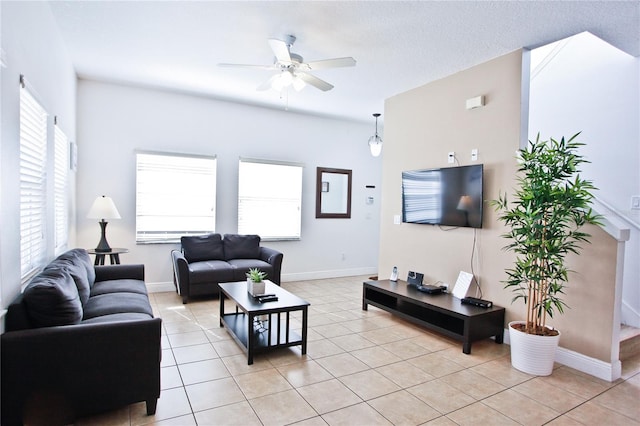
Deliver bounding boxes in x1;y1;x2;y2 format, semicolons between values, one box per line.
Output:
218;35;356;92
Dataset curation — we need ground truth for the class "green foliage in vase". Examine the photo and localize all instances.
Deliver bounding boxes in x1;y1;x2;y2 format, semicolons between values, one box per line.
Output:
491;132;601;335
246;268;267;283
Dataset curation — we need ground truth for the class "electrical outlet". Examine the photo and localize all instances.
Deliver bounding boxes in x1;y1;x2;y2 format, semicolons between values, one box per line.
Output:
632;196;640;210
448;152;455;164
471;149;478;161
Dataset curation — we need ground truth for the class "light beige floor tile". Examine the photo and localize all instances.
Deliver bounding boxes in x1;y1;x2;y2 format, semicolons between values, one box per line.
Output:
368;390;441;425
166;330;210;348
539;366;613;399
249;389;317;426
211;339;245;357
234;367;292;399
204;327;234;343
297;378;362;414
290;416;329;426
161;348;176;367
544;414;585;425
408;333;455;352
321;402;393;426
315;352;370;377
360;327;405;345
329;333;376;351
339;369;400;400
222;353;274;375
408;352;466;378
306;338;345;359
512;378;585;413
161;365;183;390
565;400;639;425
130;387;192;426
408;379;476;414
483;389;561;425
440;369;505;399
470;355;533;387
377;360;436;388
75;406;130;426
184;376;246;412
342;318;384;333
194;401;262;426
277;360;333;388
265;345;310;367
424;416;458;425
177;358;230;385
380;339;431;359
163;320;204;335
172;342;218;364
591;380;640;420
367;390;441;426
351;345;402;368
147;414;197;425
445;402;518;425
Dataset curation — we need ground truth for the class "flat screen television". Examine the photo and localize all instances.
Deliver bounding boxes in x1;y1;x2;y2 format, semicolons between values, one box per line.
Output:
402;164;483;228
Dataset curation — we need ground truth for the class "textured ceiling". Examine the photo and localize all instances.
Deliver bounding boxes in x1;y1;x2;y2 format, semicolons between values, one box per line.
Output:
48;1;640;123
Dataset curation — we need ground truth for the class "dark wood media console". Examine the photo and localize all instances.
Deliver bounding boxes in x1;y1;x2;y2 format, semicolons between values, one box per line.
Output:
363;280;505;354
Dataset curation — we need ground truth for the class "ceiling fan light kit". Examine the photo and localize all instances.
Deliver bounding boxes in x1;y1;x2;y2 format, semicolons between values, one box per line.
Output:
368;113;383;157
219;34;356;93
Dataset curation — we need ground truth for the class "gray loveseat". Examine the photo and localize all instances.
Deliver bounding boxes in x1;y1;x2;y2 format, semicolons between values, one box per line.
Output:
1;249;162;426
171;233;283;303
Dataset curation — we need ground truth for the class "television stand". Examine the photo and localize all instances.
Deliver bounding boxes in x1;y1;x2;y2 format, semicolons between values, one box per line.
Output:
363;280;505;354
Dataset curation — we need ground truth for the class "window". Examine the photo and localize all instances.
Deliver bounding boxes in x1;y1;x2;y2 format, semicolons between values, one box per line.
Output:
136;151;217;243
238;158;303;240
19;78;48;280
54;120;69;252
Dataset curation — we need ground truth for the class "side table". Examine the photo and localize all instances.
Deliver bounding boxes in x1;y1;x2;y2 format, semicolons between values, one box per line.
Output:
87;248;129;265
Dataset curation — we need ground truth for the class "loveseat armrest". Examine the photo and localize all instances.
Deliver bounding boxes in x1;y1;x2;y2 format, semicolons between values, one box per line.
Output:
1;317;162;425
171;249;191;303
259;246;283;285
95;264;145;282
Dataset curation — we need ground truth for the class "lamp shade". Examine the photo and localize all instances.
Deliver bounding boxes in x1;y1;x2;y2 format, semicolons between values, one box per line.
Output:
87;196;121;220
368;135;383;157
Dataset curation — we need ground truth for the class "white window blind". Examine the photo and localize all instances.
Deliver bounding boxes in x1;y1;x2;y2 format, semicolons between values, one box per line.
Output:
136;152;217;243
19;81;48;280
238;158;303;241
54;122;69;252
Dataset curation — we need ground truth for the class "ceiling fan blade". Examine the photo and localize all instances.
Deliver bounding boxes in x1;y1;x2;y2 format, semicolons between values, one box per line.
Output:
304;57;356;70
268;38;291;63
297;72;334;91
218;63;276;70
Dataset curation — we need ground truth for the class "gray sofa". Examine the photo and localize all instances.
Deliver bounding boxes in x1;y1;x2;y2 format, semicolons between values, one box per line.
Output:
1;248;161;426
171;233;283;303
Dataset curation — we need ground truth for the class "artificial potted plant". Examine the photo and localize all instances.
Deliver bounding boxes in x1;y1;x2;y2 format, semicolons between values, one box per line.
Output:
246;268;267;296
492;132;601;376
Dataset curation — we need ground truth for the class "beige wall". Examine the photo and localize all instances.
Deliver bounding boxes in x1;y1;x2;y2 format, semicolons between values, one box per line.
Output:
378;49;619;363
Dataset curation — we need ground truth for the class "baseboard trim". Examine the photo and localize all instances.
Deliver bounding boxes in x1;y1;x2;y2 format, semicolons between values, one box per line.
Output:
503;327;621;382
281;268;378;282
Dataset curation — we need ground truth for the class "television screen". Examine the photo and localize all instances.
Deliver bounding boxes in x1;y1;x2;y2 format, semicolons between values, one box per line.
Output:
402;164;483;228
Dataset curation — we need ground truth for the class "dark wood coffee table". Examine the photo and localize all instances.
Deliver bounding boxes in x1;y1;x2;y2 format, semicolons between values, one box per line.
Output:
219;281;310;364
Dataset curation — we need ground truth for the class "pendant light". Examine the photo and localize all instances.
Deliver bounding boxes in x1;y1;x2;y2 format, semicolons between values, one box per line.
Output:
368;113;383;157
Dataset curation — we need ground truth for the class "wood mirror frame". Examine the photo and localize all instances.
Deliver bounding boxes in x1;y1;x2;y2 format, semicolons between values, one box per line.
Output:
315;167;352;219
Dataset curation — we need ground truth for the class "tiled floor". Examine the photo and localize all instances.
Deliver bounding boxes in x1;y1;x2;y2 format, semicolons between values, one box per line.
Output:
77;276;640;426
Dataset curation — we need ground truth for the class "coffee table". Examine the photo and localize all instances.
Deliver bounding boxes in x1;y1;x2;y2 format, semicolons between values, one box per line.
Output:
218;280;310;365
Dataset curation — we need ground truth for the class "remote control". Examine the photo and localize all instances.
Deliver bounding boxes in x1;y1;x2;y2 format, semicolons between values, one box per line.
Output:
258;295;278;303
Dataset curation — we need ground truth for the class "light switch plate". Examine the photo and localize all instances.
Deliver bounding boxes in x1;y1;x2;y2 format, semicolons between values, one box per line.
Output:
632;195;640;210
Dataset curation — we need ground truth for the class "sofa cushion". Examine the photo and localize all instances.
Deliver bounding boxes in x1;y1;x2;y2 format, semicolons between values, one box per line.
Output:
81;312;152;324
83;292;153;320
223;234;261;260
227;259;274;282
188;260;235;284
181;233;225;262
23;267;83;327
47;249;95;306
90;279;148;297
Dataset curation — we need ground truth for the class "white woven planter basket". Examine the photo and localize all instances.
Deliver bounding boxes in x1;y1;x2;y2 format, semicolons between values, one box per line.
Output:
509;321;560;376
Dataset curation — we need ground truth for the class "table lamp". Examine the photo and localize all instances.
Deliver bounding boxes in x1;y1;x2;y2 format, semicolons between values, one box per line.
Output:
87;195;121;252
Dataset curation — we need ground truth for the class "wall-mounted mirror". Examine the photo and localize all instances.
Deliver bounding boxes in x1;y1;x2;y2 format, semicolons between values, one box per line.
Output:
316;167;352;218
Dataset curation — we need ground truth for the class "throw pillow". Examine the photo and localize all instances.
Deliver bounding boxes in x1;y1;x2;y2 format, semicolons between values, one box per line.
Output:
181;233;224;262
223;234;261;260
23;267;83;327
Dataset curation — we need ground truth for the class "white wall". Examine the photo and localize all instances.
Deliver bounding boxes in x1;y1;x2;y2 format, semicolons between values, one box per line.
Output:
76;80;382;286
529;32;640;327
0;2;77;309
